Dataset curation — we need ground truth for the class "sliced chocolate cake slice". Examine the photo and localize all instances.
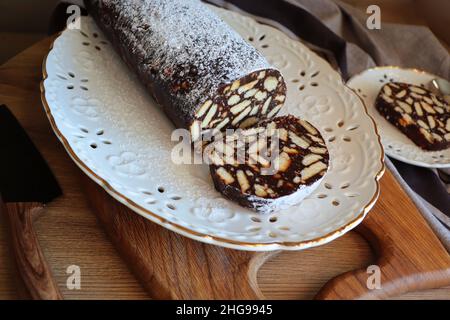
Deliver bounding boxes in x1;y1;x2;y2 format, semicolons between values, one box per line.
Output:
375;82;450;151
207;115;329;213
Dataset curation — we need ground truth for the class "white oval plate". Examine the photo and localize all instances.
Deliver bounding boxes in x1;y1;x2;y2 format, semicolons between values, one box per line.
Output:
348;67;450;168
41;7;384;251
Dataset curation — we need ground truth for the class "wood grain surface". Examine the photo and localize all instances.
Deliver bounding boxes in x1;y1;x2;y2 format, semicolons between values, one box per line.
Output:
0;1;449;299
82;166;450;300
83;175;274;300
1;201;62;300
315;172;450;299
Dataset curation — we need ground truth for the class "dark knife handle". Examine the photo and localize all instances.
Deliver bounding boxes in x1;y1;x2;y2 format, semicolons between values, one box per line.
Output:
2;202;62;300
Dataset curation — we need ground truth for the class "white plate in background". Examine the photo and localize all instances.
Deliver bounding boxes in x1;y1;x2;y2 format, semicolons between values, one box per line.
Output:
348;67;450;168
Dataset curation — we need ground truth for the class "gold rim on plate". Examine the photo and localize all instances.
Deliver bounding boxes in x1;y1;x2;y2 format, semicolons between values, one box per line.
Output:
348;65;449;85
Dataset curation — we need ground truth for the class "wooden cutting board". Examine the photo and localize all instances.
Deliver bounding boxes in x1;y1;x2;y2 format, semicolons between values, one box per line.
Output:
82;167;450;299
0;33;449;300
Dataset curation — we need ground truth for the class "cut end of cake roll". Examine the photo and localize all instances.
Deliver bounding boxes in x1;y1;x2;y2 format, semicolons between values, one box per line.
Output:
190;69;286;142
207;115;329;213
376;82;450;151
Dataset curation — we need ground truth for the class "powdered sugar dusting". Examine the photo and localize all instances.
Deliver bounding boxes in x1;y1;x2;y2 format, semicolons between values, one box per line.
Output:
89;0;274;127
246;179;322;214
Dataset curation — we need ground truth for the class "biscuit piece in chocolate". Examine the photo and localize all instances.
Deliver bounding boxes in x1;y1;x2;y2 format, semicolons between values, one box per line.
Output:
375;82;450;151
208;115;329;213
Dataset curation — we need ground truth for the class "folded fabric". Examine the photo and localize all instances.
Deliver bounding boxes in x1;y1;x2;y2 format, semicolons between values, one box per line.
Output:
391;159;450;218
209;0;450;80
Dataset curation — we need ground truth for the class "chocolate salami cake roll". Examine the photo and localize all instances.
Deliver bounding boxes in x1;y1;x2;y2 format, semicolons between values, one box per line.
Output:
376;82;450;151
207;115;329;213
85;0;287;141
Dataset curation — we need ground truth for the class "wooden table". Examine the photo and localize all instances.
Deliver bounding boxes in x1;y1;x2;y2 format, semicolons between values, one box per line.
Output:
0;5;449;300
